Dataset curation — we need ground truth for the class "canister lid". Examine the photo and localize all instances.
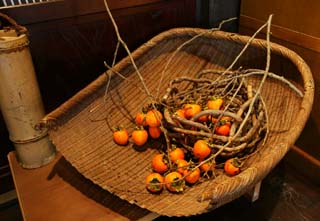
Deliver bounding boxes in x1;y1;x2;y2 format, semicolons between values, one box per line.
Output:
0;33;28;52
0;12;28;53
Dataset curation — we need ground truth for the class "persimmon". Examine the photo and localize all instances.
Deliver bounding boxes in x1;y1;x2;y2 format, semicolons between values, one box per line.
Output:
220;116;232;126
176;159;189;175
197;114;208;123
151;154;169;174
146;109;163;127
148;126;162;139
224;158;241;176
175;109;186;118
220;116;232;123
164;172;184;193
200;162;211;172
135;112;147;126
113;128;129;145
210;116;218;123
184;103;201;119
145;173;164;193
169;147;185;163
183;167;201;184
199;160;215;173
207;97;224;110
132;127;148;146
215;124;231;136
193;140;211;159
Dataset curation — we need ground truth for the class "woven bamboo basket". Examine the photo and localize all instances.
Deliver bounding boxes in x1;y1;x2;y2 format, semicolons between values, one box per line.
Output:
39;28;314;217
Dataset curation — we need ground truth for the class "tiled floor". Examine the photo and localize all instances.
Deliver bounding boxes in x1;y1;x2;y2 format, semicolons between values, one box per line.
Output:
1;159;319;221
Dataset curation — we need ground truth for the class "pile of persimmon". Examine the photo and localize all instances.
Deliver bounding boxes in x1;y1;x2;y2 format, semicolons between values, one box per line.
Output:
144;96;245;193
145;149;241;193
113;74;267;194
146;145;208;193
112;108;163;147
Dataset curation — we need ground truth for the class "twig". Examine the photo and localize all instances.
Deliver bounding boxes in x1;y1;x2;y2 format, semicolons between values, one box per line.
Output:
171;127;229;142
195;68;303;97
104;62;146;94
232;14;273;140
242;69;303;97
112;41;120;67
171;115;211;132
103;0;153;100
156;17;238;99
219;15;272;78
209;142;247;153
259;95;269;146
192;110;242;122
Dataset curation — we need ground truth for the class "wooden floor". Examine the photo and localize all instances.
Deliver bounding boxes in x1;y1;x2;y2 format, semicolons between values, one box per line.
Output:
1;158;320;221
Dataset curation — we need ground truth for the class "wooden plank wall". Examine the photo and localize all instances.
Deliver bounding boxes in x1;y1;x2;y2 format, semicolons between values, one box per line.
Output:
239;0;320;183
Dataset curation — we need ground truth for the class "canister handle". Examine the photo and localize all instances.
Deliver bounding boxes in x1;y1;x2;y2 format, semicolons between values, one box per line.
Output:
0;12;27;35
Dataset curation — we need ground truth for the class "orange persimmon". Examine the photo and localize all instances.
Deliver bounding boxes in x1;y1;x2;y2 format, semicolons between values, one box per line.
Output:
148;126;162;139
145;173;164;193
151;154;169;174
183;167;201;184
164;172;184;193
169;147;185;163
193;140;211;159
113;128;129;145
224;158;241;176
146;109;163;127
184;103;201;119
135;112;148;126
132;127;148;146
207;97;224;110
176;159;189;175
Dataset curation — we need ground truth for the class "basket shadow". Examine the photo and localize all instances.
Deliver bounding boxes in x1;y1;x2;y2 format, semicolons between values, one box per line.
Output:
155;161;297;221
47;154;289;220
47;155;151;221
206;162;287;220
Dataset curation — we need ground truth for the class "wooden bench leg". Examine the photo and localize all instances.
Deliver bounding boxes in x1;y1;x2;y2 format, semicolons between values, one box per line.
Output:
137;212;160;221
245;181;262;202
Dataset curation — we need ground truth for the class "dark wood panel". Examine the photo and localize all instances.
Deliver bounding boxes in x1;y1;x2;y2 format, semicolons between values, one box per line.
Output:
0;0;196;193
26;0;195;111
0;0;166;25
0;164;13;194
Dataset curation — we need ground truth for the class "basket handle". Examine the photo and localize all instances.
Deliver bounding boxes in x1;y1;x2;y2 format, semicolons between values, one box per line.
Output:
0;12;28;35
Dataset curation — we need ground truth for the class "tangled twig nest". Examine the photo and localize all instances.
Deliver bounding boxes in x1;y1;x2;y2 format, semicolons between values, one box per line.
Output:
161;69;268;161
